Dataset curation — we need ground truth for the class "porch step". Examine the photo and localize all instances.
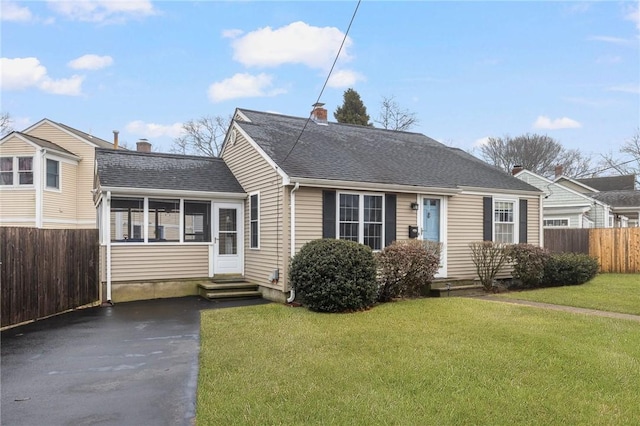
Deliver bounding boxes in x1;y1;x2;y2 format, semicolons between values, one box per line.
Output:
429;279;486;297
198;278;262;300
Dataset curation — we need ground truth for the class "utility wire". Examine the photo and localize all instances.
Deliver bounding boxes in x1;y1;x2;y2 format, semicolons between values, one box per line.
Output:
281;0;362;164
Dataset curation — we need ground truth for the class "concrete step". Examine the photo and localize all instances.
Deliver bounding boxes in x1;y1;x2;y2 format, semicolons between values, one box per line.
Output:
202;290;262;299
430;279;487;297
198;279;262;300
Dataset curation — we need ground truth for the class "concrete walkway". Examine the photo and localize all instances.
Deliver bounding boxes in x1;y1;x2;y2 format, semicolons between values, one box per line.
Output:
477;295;640;322
1;296;269;426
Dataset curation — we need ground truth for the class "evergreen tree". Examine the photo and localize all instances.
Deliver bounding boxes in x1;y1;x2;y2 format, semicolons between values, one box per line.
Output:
334;88;371;126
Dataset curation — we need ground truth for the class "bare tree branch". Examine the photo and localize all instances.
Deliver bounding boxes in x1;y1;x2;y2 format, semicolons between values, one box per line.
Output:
170;115;230;157
374;96;419;131
1;112;14;137
599;128;640;187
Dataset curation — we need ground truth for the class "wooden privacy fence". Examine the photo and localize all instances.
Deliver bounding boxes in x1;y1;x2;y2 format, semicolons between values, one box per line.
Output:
1;227;99;328
544;228;640;273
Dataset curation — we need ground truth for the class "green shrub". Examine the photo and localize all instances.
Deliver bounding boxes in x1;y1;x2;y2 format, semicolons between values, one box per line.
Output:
289;239;378;313
377;240;441;302
543;253;599;286
506;244;550;288
469;241;509;291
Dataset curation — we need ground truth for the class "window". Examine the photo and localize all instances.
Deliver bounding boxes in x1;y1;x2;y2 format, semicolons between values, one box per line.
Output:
543;218;569;228
250;193;259;248
494;200;515;243
110;198;144;241
0;156;33;186
148;199;180;242
184;201;211;242
46;159;59;189
338;193;384;250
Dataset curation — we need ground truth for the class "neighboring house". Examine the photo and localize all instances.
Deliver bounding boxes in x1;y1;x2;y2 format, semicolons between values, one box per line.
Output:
94;105;543;303
514;169;610;228
0;119;114;229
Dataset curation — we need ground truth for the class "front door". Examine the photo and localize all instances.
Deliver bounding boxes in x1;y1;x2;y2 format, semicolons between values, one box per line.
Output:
214;203;242;274
421;197;446;277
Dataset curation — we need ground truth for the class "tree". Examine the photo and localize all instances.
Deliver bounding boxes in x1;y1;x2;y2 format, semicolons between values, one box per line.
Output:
334;88;371;126
478;133;592;178
374;96;419;131
1;112;13;137
170;115;230;157
599;128;640;188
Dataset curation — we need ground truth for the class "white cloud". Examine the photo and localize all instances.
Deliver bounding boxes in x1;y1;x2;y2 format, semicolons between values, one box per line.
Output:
231;21;352;69
533;116;582;130
327;69;365;88
473;137;491;147
47;0;156;23
125;120;184;139
222;29;243;39
587;35;631;45
1;57;84;96
608;84;640;94
625;4;640;31
1;1;32;22
68;54;113;70
208;73;286;103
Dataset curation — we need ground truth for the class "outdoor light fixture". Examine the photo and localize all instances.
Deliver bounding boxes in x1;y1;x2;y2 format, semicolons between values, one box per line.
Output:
410;202;419;210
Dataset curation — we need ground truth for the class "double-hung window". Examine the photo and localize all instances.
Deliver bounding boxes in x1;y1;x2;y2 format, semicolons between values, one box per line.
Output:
250;193;259;248
338;193;384;250
0;156;33;186
46;159;60;189
494;200;515;243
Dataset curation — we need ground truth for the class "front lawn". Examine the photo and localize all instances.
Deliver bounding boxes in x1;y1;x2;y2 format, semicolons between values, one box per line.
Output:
197;298;640;425
498;273;640;315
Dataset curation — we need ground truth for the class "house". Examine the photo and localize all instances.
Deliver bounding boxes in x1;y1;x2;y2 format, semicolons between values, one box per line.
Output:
0;119;114;229
513;168;610;228
94;105;543;303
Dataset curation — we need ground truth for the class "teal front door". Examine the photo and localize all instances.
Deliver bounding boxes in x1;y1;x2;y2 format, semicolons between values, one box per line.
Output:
422;198;440;242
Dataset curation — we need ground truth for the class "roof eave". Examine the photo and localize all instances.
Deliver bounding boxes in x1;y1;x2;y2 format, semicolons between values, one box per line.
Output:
290;177;462;195
98;186;247;199
459;185;543;196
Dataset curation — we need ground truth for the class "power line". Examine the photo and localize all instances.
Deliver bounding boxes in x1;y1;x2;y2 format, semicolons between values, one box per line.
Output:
281;0;362;164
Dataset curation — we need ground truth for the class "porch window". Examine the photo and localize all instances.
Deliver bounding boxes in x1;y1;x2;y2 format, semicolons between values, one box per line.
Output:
250;193;259;248
46;159;60;189
148;199;180;242
338;193;384;250
184;201;211;242
110;198;144;242
543;218;569;228
494;200;515;243
0;156;33;186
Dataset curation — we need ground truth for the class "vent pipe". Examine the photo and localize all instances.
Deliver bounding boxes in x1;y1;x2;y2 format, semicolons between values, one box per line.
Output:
113;130;119;150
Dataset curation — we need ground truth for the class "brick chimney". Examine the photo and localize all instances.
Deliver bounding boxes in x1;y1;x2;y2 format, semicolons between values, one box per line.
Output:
311;102;328;125
136;138;152;153
512;165;524;175
113;130;119;150
555;164;563;178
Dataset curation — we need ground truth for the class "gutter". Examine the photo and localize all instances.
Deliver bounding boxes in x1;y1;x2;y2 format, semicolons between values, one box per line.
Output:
291;177;461;195
287;182;300;303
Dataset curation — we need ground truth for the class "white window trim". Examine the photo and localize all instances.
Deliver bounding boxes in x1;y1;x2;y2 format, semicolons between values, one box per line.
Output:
336;191;385;251
493;198;519;244
249;191;260;249
543;217;570;228
44;158;61;192
0;156;35;188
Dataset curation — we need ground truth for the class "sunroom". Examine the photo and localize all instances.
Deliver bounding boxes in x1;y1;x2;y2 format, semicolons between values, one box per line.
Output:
94;148;246;303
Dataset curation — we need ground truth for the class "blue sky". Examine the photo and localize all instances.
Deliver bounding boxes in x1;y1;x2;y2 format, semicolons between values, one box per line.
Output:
2;1;639;160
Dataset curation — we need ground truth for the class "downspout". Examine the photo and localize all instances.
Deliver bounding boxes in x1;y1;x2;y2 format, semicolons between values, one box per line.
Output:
287;182;300;303
36;149;46;228
105;191;113;304
539;194;544;247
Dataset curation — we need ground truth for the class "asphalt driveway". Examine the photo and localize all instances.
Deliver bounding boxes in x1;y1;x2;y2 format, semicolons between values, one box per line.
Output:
1;296;269;426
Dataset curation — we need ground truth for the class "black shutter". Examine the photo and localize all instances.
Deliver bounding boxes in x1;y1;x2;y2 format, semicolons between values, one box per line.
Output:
483;196;493;241
519;199;528;243
384;194;396;247
322;190;336;239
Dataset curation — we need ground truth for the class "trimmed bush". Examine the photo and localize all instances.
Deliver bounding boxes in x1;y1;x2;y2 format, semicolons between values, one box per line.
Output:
377;240;441;302
469;241;509;291
290;239;378;313
506;244;550;288
543;253;599;286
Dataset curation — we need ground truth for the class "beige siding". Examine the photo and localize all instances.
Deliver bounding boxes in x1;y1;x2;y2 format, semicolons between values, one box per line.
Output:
110;244;209;281
447;193;486;278
294;187;323;252
43;161;78;227
0;191;36;224
222;133;284;288
28;122;97;227
396;193;419;241
0;136;36;155
527;196;541;246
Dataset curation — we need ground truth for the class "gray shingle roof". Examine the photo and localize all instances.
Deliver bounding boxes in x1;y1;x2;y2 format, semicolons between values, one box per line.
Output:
590;190;640;208
96;149;245;194
234;109;539;192
55;121;114;149
9;132;78;157
577;174;636;191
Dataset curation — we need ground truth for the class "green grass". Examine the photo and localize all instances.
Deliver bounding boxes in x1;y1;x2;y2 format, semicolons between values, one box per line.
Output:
197;298;640;425
497;274;640;315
